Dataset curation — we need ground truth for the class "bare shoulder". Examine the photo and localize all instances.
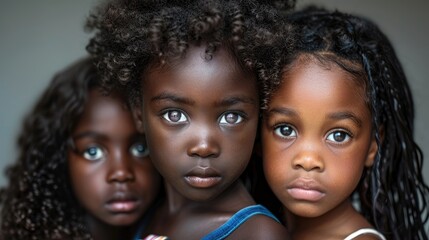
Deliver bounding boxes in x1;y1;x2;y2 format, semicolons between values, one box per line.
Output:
350;235;384;240
226;214;290;240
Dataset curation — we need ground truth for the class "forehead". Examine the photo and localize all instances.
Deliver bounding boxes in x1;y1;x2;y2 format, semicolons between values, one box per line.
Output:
272;59;370;118
141;45;256;95
278;54;366;96
74;89;134;132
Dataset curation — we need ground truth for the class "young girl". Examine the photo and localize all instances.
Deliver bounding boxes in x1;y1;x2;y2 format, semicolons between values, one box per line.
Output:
259;6;429;240
0;57;161;240
86;0;294;239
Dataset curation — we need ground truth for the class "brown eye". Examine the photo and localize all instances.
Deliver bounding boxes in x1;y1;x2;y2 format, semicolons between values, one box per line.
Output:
281;126;293;136
334;132;346;141
274;125;296;138
326;130;351;143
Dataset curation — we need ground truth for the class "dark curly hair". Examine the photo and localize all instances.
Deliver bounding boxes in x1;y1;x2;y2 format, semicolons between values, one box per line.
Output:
0;57;98;239
85;0;295;108
258;6;429;240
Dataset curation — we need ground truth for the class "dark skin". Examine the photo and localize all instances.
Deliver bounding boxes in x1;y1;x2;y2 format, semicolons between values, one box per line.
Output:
68;89;161;240
134;45;289;239
262;57;378;240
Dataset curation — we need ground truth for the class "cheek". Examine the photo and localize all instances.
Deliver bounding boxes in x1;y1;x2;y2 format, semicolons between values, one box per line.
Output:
262;135;291;186
263;153;288;188
69;157;87;191
69;161;104;206
149;142;179;176
144;124;177;169
326;154;365;195
223;132;256;173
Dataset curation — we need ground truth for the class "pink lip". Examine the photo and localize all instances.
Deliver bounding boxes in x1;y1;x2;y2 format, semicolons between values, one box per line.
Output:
105;192;140;213
287;178;325;202
184;167;221;188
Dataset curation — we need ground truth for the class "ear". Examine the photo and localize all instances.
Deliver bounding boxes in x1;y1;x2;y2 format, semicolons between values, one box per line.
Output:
132;105;145;134
365;125;384;167
364;135;378;167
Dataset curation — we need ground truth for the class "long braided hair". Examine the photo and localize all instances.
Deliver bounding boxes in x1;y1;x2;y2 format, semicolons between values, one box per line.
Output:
259;6;429;239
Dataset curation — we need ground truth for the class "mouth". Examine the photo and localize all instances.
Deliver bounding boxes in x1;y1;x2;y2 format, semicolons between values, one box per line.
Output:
184;167;222;188
287;178;325;202
105;192;140;213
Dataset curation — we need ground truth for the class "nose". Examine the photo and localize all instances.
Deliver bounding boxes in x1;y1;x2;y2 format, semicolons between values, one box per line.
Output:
187;126;220;158
292;143;324;172
107;149;135;183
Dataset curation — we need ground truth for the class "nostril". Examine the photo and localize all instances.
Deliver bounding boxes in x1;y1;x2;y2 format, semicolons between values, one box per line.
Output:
107;164;135;183
292;154;324;172
187;141;220;158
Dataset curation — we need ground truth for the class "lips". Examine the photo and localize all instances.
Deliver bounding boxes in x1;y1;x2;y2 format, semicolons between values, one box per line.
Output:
287;178;325;202
184;167;221;188
105;192;140;213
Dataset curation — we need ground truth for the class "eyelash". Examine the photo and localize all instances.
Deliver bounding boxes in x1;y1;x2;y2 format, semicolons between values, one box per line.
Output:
160;109;247;126
326;129;353;145
81;145;105;161
272;122;354;145
273;123;297;139
74;140;149;161
219;111;247;125
129;142;150;158
161;109;188;124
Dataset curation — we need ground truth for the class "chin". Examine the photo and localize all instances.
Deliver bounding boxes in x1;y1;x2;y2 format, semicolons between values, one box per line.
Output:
289;206;326;218
104;214;141;226
182;188;223;202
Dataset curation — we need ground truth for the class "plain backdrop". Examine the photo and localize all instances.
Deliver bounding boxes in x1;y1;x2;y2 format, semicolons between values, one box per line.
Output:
1;0;428;202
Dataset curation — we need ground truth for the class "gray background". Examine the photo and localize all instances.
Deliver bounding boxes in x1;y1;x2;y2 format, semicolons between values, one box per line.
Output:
0;0;428;194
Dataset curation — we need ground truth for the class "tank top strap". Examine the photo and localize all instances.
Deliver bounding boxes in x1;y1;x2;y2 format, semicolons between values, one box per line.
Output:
344;228;386;240
201;204;280;240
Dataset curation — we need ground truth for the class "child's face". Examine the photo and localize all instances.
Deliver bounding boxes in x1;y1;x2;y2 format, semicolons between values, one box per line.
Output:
262;58;377;218
68;89;160;226
140;45;259;201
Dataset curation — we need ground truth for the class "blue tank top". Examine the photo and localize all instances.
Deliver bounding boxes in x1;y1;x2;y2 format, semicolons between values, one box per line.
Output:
135;204;279;240
201;204;280;240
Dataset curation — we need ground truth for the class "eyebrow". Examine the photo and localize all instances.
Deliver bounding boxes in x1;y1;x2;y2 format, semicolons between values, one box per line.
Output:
72;132;107;141
69;132;107;151
266;107;298;117
327;112;363;127
151;92;257;107
151;92;195;105
266;107;363;127
216;96;258;107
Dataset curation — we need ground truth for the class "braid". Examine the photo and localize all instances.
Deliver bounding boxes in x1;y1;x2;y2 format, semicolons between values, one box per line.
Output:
259;6;429;239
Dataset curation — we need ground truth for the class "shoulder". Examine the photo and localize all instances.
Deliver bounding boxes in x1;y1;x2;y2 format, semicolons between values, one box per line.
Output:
349;236;383;240
344;228;386;240
227;214;290;240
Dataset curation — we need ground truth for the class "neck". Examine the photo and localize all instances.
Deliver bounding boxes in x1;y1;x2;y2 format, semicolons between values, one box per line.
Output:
286;199;371;239
164;182;189;213
147;179;256;238
163;179;255;214
85;215;139;240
